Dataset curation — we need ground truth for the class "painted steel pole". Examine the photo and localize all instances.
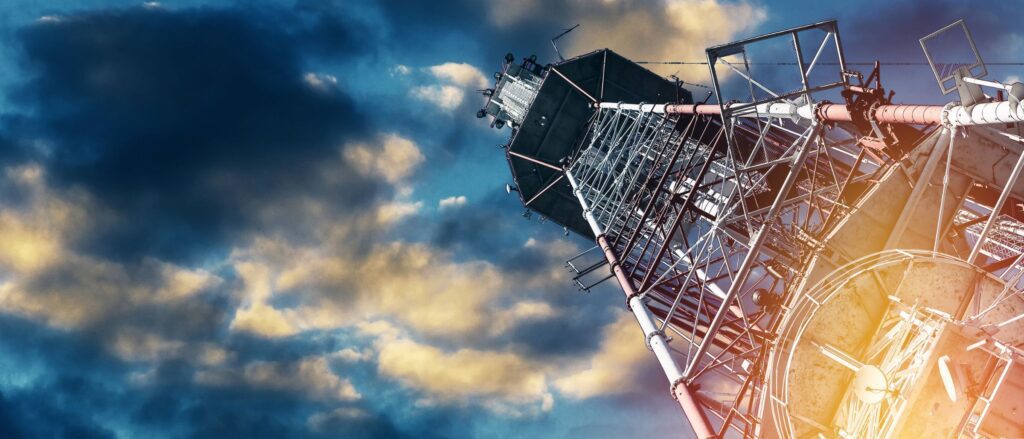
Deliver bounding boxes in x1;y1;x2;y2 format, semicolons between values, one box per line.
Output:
565;170;716;439
597;100;1024;127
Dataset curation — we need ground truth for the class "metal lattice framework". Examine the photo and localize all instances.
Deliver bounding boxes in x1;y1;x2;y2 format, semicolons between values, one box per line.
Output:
563;22;892;437
482;18;1024;439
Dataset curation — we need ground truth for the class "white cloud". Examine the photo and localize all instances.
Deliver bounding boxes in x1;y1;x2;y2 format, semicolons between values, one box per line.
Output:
375;200;423;225
391;64;411;76
490;301;559;335
332;348;373;363
409;62;487;111
428;62;488;88
344;133;425;183
304;72;338;91
151;259;219;301
438;195;467;209
230;302;300;338
228;258;301;338
410;84;465;111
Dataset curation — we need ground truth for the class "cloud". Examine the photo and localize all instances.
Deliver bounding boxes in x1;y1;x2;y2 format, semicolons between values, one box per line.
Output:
554;312;650;399
0;2;687;437
438;195;467;209
375;200;423;225
303;72;338;91
487;0;766;81
8;5;382;263
344;133;425;184
491;301;560;335
410;62;488;111
372;324;553;415
391;64;411;76
228;237;531;339
410;84;466;111
229;302;300;338
196;356;361;402
0;378;118;439
111;331;184;362
0;165;222;331
0;164;83;275
332;348;373;363
428;62;488;88
308;407;370;432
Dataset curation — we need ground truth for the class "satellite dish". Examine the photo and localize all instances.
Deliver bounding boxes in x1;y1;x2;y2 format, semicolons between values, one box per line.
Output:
852;365;888;405
505;184;519;194
937;355;959;403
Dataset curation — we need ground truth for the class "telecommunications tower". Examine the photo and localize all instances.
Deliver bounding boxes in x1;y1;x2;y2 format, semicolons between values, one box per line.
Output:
478;20;1023;438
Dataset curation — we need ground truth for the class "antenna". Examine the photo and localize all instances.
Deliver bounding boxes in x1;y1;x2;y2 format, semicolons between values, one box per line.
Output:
920;19;987;95
477;18;1024;439
550;24;579;62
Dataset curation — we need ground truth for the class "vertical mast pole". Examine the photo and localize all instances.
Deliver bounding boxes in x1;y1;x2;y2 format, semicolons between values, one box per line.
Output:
566;169;716;439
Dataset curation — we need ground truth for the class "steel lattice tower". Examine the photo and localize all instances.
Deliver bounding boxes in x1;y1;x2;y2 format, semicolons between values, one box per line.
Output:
479;20;1024;438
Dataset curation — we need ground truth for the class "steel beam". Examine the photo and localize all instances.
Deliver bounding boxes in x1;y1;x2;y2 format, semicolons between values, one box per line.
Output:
683;123;823;379
566;170;715;439
597;100;1024;127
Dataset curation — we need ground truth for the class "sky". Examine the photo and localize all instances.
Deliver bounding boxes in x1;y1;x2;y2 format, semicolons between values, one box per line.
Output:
0;1;1019;438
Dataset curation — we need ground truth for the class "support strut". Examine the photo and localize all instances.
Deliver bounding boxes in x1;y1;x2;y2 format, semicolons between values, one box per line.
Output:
566;170;716;439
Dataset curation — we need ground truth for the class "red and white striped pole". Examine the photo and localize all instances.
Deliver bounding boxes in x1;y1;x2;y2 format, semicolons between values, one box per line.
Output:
565;170;717;439
598;100;1024;127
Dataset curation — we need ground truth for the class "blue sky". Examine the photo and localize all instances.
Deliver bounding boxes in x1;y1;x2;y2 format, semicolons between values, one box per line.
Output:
0;1;1019;438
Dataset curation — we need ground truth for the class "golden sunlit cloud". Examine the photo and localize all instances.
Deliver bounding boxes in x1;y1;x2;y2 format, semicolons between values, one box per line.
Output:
487;0;766;81
364;320;554;415
343;133;425;183
196;356;361;402
554;312;650;399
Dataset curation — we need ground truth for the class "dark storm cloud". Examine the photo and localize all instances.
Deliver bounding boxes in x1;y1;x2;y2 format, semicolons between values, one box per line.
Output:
0;311;403;439
0;315;125;439
0;1;693;437
0;386;115;439
7;5;383;263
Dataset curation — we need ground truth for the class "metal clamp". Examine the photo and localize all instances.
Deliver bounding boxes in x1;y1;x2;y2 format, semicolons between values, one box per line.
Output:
940;102;960;129
644;328;669;351
669;375;690;401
